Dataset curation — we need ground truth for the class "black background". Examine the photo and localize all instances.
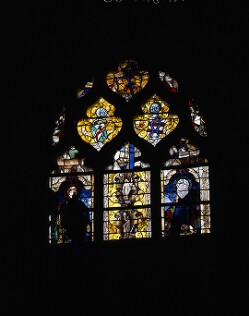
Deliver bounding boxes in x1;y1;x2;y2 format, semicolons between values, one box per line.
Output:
4;0;249;314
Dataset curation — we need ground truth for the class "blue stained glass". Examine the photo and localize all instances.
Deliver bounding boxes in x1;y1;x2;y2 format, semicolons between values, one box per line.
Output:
129;144;134;169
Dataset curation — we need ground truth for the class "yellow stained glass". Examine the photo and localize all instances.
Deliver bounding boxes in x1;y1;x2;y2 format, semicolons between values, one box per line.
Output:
103;171;151;208
77;98;122;151
103;143;152;240
106;59;149;102
133;94;179;146
103;208;152;240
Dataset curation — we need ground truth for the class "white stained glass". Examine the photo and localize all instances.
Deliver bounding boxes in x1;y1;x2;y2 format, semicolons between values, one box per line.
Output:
200;189;210;201
198;166;209;178
49;176;67;192
200;204;211;234
103;171;151;208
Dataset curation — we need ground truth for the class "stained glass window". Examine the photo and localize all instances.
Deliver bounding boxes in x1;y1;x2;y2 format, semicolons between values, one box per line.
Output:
159;71;179;93
133;94;179;146
51;105;65;147
103;143;152;240
77;98;123;151
106;59;149;102
188;98;208;137
76;78;94;98
161;138;211;237
48;146;94;244
48;58;212;245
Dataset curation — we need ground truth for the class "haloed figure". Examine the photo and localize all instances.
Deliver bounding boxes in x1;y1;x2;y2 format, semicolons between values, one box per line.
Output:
147;102;164;139
60;185;91;244
164;175;199;236
90;107;108;143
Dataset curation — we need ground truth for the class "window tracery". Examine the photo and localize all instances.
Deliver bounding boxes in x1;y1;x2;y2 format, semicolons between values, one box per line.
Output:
48;59;211;244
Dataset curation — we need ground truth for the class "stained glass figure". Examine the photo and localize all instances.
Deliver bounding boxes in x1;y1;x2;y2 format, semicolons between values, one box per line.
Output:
133;94;179;146
76;78;94;98
106;59;149;102
51;105;65;146
188;98;208;136
77;98;123;151
52;145;89;174
103;143;151;240
159;71;178;93
49;147;94;244
161;139;211;237
164;138;208;167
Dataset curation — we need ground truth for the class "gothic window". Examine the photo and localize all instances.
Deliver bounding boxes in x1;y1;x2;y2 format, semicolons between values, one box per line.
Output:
48;59;212;245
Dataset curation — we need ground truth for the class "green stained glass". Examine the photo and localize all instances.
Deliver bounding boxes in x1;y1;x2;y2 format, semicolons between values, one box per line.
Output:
106;59;149;102
51;145;93;174
133;94;179;146
77;98;123;151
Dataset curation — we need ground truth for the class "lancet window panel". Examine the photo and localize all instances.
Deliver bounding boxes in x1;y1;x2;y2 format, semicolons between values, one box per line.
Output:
160;138;211;238
48;146;95;244
103;142;152;240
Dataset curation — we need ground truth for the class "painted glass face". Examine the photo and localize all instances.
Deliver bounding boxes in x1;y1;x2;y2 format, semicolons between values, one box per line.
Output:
174;178;191;199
